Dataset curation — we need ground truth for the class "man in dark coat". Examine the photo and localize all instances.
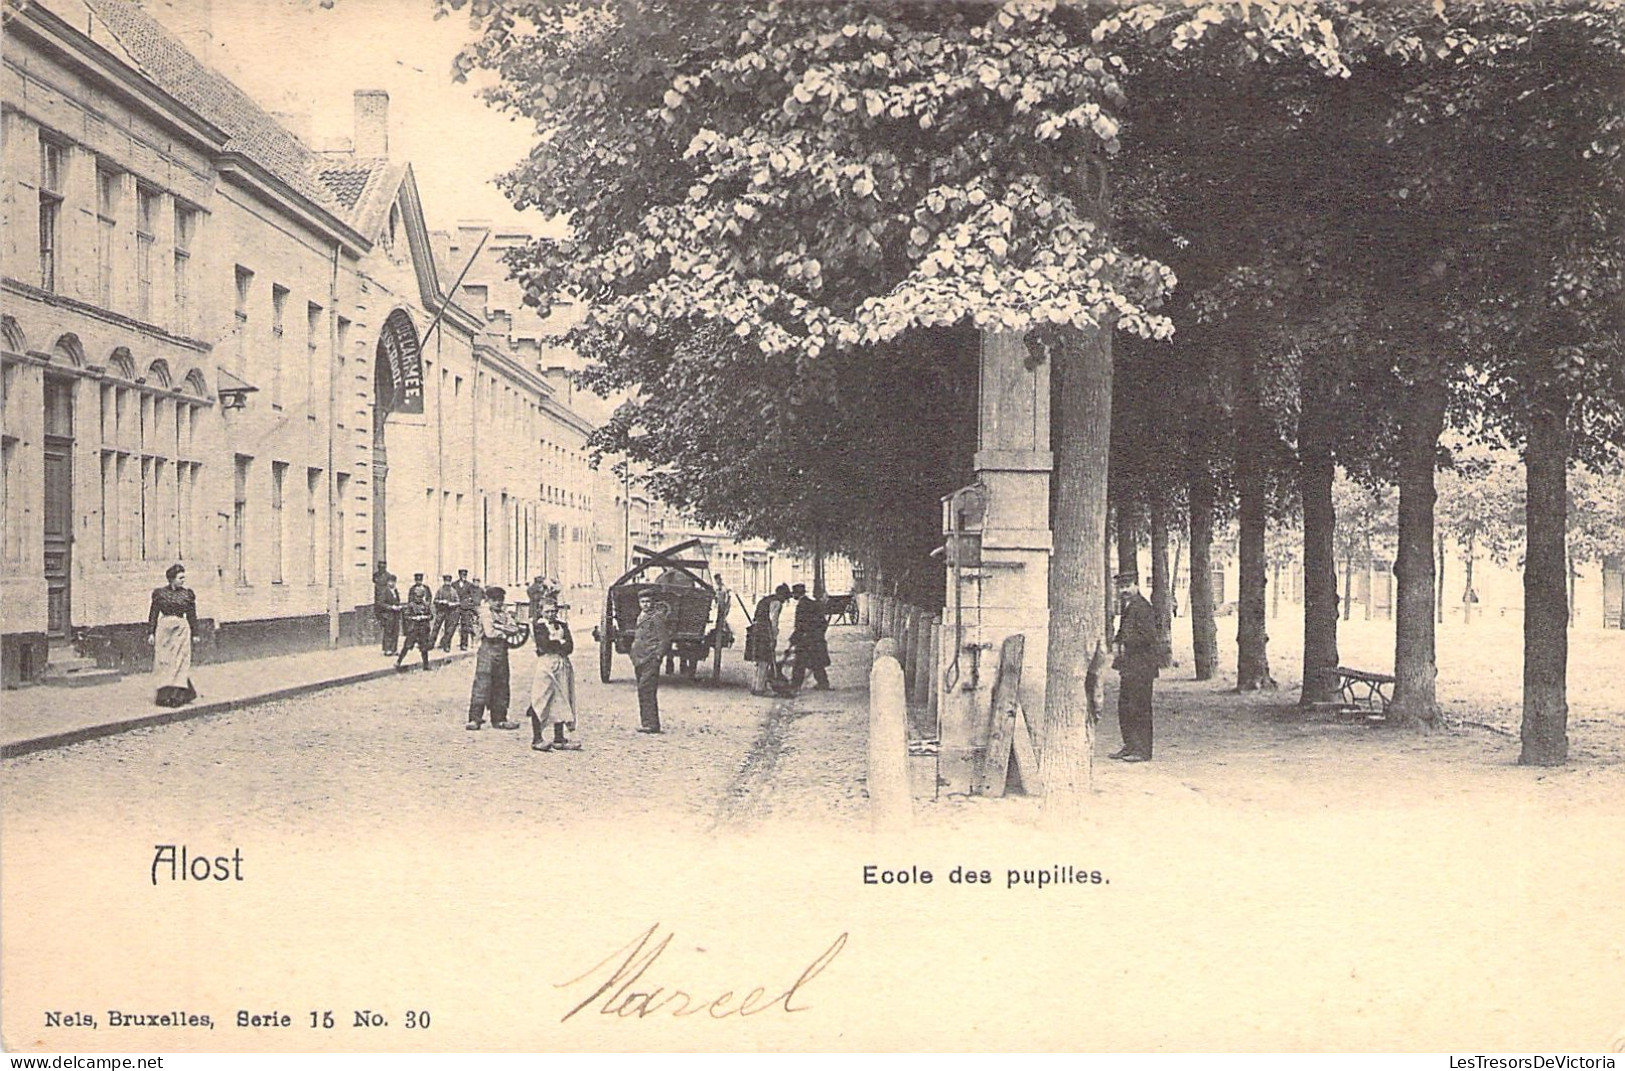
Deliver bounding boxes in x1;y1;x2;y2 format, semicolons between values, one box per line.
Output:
397;573;435;670
1110;570;1159;762
787;582;831;691
431;573;459;651
375;570;401;656
630;589;674;733
453;569;480;651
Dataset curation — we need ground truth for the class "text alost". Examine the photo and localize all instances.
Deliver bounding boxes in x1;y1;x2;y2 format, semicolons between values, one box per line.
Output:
151;844;244;884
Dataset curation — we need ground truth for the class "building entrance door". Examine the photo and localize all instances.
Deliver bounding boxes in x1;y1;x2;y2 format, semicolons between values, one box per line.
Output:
43;377;73;641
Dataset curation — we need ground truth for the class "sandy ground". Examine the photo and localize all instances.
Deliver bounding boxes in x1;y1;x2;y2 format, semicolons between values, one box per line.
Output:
3;621;1622;1052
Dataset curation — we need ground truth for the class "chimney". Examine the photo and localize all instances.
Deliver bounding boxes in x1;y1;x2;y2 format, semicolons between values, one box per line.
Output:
353;90;390;158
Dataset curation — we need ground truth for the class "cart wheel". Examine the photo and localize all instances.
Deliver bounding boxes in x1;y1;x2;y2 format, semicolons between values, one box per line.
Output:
712;626;724;682
599;596;614;683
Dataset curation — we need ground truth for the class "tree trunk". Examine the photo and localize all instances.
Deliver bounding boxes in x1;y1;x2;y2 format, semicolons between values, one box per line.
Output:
1567;551;1578;627
1342;552;1354;621
1116;496;1140;579
1436;531;1446;625
1300;402;1340;705
1463;530;1476;625
1171;538;1184;618
1519;398;1569;766
1041;325;1113;822
812;531;825;600
1234;357;1274;691
1188;465;1218;681
1389;378;1446;732
1362;544;1373;621
1103;508;1117;642
1150;492;1173;668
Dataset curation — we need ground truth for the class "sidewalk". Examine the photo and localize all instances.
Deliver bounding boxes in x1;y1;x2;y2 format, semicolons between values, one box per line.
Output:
0;643;474;758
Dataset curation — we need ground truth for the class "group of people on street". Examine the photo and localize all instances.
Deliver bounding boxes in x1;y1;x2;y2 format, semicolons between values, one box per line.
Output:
373;563;506;668
144;554;840;754
745;582;831;696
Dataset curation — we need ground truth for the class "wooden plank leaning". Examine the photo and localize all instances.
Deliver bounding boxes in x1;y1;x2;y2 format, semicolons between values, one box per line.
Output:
975;634;1025;797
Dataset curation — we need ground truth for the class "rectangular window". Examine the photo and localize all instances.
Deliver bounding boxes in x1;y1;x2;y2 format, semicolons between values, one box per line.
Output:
335;316;352;429
270;285;288;408
336;473;351;587
97;167;118;307
101;451;119;560
176;460;196;562
234;455;251;585
234;267;254;374
117;451;138;561
306;303;322;415
1;436;19;566
0;367;17;565
270;461;287;584
39;139;64;291
173;205;196;335
136;186;158;321
307;467;322;584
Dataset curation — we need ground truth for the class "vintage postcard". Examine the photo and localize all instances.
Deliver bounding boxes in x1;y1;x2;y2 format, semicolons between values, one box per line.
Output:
3;0;1624;1056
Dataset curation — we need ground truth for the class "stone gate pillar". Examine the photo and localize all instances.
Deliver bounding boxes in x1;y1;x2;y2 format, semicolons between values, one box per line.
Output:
938;330;1052;795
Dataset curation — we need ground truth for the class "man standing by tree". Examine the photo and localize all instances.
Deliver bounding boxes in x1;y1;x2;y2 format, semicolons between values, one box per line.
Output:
1110;571;1159;763
630;588;674;734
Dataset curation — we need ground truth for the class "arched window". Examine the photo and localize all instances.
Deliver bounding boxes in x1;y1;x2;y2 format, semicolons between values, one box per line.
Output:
109;347;137;381
1;316;26;354
50;333;85;368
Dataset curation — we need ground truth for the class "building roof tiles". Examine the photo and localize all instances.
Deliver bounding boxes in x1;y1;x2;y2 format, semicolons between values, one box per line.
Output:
79;0;345;215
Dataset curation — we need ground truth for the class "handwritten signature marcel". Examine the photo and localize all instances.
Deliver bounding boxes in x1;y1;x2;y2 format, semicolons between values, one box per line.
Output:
556;923;848;1022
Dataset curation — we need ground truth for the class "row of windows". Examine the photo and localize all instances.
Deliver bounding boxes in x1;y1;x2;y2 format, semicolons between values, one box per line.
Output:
231;455;330;588
233;267;330;412
98;382;205;565
37;135;201;333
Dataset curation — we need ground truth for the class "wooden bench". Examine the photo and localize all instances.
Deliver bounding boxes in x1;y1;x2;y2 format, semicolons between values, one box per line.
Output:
1335;666;1395;713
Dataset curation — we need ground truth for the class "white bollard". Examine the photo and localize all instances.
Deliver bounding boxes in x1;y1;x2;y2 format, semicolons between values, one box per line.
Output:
869;639;913;832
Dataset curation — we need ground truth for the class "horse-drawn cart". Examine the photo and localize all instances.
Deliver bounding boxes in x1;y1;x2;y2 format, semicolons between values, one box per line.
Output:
593;539;727;683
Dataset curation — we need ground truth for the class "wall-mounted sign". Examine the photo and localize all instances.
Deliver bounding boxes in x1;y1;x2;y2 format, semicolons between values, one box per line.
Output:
377;308;424;414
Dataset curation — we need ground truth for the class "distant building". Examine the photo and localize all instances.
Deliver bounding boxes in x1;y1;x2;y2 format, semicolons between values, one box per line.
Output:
0;0;595;683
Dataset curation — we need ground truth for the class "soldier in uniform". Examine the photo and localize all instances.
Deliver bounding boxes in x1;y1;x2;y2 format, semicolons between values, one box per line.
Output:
431;573;459;651
453;569;480;651
1109;570;1160;762
397;572;435;671
375;570;401;656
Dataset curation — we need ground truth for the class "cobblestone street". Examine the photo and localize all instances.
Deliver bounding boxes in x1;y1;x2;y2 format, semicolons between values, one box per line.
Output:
1;627;876;842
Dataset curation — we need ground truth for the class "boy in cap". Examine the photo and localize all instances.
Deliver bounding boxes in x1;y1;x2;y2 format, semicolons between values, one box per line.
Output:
467;586;522;731
397;573;435;670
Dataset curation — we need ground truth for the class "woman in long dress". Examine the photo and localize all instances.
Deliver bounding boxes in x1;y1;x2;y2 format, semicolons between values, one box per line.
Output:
526;608;579;752
147;563;199;707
